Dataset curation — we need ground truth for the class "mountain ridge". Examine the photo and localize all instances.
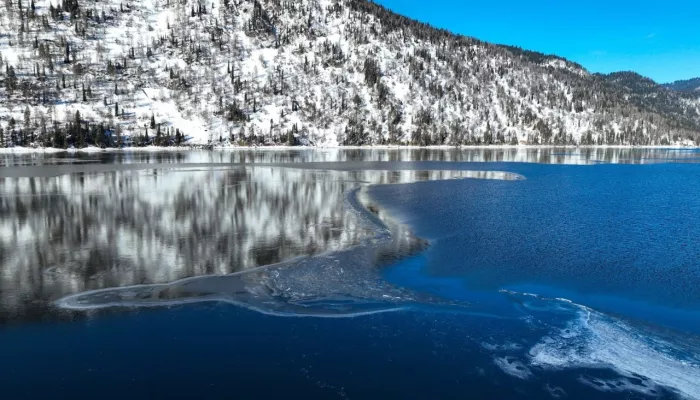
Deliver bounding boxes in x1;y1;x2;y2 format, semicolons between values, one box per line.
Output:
664;77;700;93
0;0;699;148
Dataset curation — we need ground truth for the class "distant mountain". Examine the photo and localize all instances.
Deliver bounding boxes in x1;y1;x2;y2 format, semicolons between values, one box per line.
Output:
664;78;700;93
601;71;662;94
0;0;699;147
597;72;700;131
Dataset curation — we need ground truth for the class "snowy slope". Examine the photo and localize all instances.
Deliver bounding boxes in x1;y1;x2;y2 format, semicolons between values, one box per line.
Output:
0;0;699;147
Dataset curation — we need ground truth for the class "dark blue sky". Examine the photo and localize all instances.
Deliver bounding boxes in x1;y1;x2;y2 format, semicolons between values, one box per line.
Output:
374;0;699;83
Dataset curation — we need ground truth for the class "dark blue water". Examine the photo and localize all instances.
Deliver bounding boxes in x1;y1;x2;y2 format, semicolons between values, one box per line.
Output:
374;163;700;333
0;304;674;400
374;162;700;399
2;157;700;399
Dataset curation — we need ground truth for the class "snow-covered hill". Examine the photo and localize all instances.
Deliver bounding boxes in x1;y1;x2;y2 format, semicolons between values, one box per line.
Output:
1;0;699;147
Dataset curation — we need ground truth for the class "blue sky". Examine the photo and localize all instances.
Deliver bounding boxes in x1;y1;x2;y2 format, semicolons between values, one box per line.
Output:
374;0;699;83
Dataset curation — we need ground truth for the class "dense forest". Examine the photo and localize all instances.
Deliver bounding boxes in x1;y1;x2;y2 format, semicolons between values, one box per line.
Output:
664;77;700;93
0;0;699;148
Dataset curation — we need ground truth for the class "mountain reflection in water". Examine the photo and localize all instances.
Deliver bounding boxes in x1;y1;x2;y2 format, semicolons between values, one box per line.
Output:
0;153;521;323
1;146;699;169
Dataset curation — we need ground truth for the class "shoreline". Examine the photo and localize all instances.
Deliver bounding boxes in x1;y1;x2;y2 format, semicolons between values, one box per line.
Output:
0;144;699;154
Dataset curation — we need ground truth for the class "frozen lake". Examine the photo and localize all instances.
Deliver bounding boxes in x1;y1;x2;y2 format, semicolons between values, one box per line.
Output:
1;147;699;399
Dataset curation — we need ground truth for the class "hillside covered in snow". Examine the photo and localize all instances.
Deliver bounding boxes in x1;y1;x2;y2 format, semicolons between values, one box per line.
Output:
1;0;700;147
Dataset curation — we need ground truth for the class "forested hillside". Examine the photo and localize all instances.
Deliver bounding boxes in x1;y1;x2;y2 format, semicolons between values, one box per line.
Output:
1;0;699;148
664;78;700;93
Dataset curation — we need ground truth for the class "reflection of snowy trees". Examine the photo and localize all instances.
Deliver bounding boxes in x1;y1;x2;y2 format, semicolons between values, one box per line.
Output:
0;167;365;321
0;152;518;322
1;146;691;170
